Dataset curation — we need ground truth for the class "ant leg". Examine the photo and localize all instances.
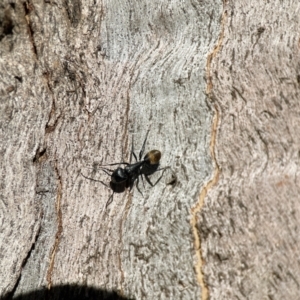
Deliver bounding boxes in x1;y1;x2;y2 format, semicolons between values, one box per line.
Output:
139;130;150;160
129;137;132;163
135;177;143;196
81;166;116;179
153;167;170;186
140;174;146;189
155;166;170;173
146;167;170;187
145;175;154;187
131;134;138;163
105;162;129;166
105;193;114;209
99;168;114;176
83;166;115;174
81;171;110;188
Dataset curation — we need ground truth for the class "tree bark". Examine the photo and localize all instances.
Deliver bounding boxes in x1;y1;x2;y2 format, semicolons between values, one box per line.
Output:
201;1;300;299
1;0;299;300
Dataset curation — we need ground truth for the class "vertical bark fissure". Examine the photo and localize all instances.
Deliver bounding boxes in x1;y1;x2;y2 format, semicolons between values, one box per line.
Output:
4;224;42;299
23;0;38;58
46;161;63;289
191;2;227;299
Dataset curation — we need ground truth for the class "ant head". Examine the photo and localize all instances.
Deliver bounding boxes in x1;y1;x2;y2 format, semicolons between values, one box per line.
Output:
144;150;161;164
111;167;128;183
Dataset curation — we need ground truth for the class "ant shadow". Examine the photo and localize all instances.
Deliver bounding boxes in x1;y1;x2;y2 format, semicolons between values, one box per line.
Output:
2;284;133;300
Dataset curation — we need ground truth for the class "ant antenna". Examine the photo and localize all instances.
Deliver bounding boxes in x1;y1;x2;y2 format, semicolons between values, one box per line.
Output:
131;133;138;162
80;171;110;188
139;129;150;160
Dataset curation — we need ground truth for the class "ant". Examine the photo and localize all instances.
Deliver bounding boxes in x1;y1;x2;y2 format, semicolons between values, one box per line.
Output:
81;131;169;209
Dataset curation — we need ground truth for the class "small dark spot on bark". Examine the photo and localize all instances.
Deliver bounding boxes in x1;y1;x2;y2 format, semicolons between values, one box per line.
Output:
33;148;47;163
257;27;265;34
215;252;229;262
0;8;14;41
174;78;185;85
64;0;82;27
15;76;23;82
6;85;14;93
68;70;76;81
167;173;177;186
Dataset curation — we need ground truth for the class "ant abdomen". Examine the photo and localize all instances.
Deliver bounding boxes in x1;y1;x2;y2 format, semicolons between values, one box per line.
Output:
144;150;161;165
110;181;127;193
141;150;161;176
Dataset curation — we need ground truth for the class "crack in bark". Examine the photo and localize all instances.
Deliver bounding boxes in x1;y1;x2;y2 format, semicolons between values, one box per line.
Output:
191;1;227;300
33;147;47;163
43;71;61;134
23;1;38;58
46;161;63;289
5;223;42;299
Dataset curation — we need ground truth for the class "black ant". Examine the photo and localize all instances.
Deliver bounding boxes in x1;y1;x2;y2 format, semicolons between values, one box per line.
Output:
81;131;168;208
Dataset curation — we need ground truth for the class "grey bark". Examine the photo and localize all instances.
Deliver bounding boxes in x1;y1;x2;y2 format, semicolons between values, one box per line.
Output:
201;1;300;299
0;0;299;300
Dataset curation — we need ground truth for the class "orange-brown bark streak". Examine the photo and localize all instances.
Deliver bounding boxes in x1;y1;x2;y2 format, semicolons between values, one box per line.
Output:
191;3;227;300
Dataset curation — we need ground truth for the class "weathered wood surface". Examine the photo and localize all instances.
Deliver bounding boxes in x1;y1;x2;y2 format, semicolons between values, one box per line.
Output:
1;0;300;299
